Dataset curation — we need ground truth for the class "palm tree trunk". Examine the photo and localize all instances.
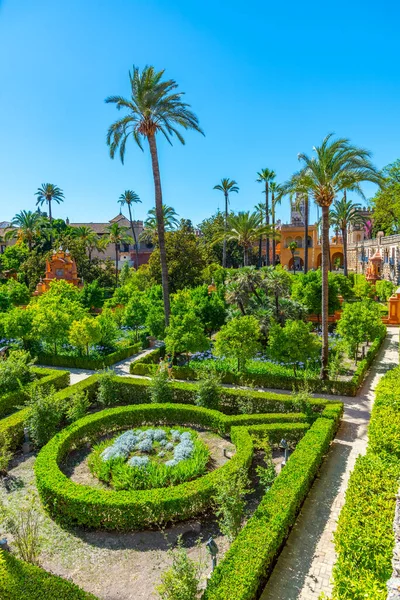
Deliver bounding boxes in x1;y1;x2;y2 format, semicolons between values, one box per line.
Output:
304;195;309;274
265;183;270;266
115;243;119;286
292;252;296;275
320;205;330;379
148;134;171;325
244;246;249;267
128;204;140;270
342;226;348;276
48;198;53;245
258;236;262;268
272;204;276;267
223;192;228;268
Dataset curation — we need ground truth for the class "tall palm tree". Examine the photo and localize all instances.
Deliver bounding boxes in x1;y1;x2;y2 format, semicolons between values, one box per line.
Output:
213;178;239;268
35;183;64;225
105;222;132;286
106;65;203;325
256;169;276;266
330;193;366;276
254;202;265;267
140;205;179;243
118;190;142;269
72;225;105;261
216;211;277;267
283;133;383;378
269;182;283;267
5;210;43;251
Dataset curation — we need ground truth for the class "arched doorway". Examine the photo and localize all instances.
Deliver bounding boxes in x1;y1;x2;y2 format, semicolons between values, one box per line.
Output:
289;256;304;272
316;253;322;268
332;252;344;269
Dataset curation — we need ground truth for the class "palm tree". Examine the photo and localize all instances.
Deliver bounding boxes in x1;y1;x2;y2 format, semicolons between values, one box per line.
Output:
283;133;383;378
216;211;277;267
288;241;298;275
5;210;43;251
140;205;179;243
254;202;265;267
213;178;239;268
106;65;204;325
118;190;142;269
270;182;283;267
35;183;64;225
105;222;132;286
330;193;366;276
256;169;276;266
72;225;105;261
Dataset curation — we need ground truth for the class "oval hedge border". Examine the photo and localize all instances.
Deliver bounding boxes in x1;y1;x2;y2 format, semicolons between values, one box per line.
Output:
35;403;255;531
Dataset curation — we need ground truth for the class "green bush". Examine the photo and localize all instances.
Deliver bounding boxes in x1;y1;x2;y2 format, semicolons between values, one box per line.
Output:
34;404;313;531
97;370;120;407
0;549;97;599
203;417;335;600
149;369;173;403
24;386;66;448
0;350;33;394
195;373;221;410
331;364;400;599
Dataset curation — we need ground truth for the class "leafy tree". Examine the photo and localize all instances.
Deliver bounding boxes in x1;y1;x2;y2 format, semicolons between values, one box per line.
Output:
0;244;30;275
214;468;249;541
71;225;105;261
105;222;132;286
156;538;203;600
375;279;395;302
337;300;383;361
119;261;132;286
370;160;400;235
268;320;320;375
140;205;180;244
118;190;142;268
145;302;166;339
283;134;383;378
124;293;148;341
148;222;208;292
68;316;102;355
256;168;276;266
291;270;341;320
149;369;173;403
190;285;226;335
3;308;34;349
97;308;119;349
213;178;239;267
6;280;30;306
330;194;366;275
198;211;242;267
195;372;221;410
25;385;64;447
353;274;374;299
106;65;204;326
35;183;64;225
0;288;11;311
214;315;261;371
165;311;209;361
81;280;104;309
329;273;354;300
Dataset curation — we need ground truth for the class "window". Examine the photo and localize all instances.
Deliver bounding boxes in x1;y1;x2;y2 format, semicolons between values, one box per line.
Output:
285;236;293;248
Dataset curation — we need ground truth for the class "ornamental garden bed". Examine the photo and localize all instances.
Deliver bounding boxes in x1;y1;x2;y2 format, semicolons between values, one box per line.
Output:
37;342;142;370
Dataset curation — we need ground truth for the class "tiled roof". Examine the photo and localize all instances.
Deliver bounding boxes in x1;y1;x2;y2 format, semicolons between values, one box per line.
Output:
69;215;144;234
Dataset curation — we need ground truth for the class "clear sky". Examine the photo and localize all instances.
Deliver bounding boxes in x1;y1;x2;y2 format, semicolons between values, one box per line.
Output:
1;0;399;227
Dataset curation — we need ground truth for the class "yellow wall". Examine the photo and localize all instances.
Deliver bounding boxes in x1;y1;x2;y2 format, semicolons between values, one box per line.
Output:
278;225;344;270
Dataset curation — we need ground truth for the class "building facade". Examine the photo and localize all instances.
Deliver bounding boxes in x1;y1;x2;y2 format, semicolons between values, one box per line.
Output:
347;232;400;284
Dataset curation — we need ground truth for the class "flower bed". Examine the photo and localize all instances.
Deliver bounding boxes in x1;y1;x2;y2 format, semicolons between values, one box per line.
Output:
331;365;400;599
89;426;210;490
131;330;386;396
34;404;313;531
37;342;141;370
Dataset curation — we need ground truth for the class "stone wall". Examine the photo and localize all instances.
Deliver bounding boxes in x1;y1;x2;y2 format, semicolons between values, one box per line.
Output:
347;233;400;284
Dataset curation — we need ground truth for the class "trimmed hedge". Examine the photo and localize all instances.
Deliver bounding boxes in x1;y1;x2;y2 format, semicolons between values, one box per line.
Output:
35;404;313;531
37;343;142;370
203;417;336;600
131;330;386;396
331;365;400;599
0;550;97;599
0;367;70;419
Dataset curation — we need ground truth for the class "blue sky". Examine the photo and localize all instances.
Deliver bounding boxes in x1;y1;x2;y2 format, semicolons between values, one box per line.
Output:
1;0;399;227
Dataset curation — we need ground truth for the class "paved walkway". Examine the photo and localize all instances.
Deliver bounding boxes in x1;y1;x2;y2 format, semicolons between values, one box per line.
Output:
260;326;399;600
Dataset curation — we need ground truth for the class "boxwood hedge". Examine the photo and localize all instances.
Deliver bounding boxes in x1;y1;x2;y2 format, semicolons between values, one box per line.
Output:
34;404;313;530
37;343;142;370
0;550;97;599
0;367;70;419
203;417;336;600
131;331;386;397
331;365;400;600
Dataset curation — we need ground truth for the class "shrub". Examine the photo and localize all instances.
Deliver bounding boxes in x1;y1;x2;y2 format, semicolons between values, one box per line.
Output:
214;467;250;542
0;497;41;565
0;350;33;394
157;538;204;600
97;369;120;407
195;373;221;410
149;370;173;404
66;390;91;423
0;430;12;475
24;386;65;448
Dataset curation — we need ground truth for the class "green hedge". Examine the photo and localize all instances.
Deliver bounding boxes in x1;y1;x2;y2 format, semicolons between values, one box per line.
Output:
35;403;261;530
131;331;386;397
0;368;70;419
0;550;97;599
331;365;400;599
37;343;142;370
203;417;336;600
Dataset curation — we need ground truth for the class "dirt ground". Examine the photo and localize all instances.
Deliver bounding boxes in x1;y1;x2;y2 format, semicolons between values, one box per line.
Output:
0;431;284;600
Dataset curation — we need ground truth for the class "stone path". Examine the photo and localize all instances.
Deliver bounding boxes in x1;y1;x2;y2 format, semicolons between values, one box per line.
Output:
260;326;399;600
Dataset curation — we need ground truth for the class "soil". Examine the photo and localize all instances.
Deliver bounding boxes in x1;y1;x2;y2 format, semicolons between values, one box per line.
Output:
0;440;285;600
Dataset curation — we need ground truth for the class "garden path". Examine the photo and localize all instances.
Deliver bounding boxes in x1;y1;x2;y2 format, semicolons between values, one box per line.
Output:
260;326;399;600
